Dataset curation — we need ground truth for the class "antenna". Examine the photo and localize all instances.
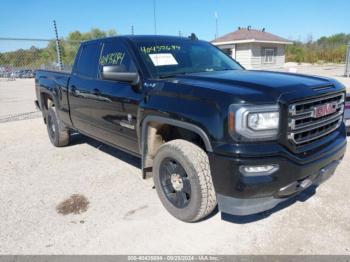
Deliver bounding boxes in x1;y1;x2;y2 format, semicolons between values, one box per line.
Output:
214;11;218;39
153;0;157;35
53;20;63;71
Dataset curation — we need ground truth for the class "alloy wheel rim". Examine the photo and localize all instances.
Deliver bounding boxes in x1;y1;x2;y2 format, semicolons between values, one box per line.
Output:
159;158;191;208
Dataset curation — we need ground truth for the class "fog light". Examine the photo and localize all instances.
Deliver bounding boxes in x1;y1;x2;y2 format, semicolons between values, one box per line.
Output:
239;164;279;176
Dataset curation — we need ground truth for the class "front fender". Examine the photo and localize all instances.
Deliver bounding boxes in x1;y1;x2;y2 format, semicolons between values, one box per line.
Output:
138;83;224;178
139;81;225;145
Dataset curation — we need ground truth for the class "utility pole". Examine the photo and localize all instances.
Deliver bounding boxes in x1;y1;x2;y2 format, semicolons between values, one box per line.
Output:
214;11;218;39
53;20;63;71
153;0;157;35
345;41;350;77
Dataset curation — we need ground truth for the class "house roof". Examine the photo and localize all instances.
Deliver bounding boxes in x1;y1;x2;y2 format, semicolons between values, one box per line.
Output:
212;28;293;45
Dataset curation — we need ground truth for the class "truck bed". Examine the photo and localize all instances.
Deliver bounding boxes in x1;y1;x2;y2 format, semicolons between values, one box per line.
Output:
35;69;72;124
35;70;70;102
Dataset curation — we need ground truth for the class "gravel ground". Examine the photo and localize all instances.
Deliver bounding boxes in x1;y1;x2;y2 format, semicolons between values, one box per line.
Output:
0;79;41;123
0;117;349;255
0;69;350;254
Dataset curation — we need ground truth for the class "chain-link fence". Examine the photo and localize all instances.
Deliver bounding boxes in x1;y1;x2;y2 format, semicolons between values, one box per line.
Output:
0;38;81;80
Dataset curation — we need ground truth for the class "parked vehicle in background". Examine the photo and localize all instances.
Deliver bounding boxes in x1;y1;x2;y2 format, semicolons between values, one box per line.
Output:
18;70;27;78
27;69;35;78
35;35;347;222
0;67;13;79
18;70;26;78
20;69;35;78
10;70;20;78
344;94;350;134
0;69;35;79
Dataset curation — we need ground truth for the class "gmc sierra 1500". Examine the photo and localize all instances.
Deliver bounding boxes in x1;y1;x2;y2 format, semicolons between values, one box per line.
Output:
35;35;347;222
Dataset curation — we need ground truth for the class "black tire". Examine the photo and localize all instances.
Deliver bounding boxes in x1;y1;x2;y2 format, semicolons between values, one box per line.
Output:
153;139;217;222
46;107;70;147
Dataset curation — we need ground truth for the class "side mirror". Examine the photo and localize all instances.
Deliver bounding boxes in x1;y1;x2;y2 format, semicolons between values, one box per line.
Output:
101;65;140;85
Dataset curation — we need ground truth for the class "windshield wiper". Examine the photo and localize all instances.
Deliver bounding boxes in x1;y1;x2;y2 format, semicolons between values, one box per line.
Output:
217;68;238;71
158;72;189;79
158;68;237;78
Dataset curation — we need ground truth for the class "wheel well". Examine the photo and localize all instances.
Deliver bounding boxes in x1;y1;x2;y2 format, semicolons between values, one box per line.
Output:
143;122;207;177
41;93;54;123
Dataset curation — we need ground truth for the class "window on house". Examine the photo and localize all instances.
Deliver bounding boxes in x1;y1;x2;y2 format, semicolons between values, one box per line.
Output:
263;48;276;64
222;48;232;57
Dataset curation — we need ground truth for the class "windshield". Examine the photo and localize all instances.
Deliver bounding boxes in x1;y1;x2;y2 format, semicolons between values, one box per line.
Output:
134;38;243;78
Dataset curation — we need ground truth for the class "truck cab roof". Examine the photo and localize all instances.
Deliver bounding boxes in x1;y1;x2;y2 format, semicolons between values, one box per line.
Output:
81;35;197;45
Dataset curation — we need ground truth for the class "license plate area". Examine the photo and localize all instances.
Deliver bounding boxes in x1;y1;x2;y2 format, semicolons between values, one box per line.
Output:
276;160;341;198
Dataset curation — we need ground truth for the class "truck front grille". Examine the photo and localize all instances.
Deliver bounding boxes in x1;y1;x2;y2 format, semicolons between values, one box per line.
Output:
288;92;344;147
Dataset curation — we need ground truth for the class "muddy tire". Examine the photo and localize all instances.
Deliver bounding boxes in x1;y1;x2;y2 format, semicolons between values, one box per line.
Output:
46;107;70;147
153;139;217;222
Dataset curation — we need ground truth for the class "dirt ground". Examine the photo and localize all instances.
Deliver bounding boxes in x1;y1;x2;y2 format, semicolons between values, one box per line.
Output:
0;66;350;254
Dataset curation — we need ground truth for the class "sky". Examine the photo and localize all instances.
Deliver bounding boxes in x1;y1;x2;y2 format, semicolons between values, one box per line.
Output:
0;0;349;51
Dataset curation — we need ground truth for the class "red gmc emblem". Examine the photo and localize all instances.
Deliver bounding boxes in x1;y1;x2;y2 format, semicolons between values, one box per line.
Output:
313;102;337;118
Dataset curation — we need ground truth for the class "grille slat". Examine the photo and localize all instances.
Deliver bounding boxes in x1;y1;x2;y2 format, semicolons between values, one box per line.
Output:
288;93;344;147
290;107;344;131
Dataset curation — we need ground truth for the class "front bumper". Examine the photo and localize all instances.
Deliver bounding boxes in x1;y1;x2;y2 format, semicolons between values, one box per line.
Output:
209;130;346;216
216;159;341;216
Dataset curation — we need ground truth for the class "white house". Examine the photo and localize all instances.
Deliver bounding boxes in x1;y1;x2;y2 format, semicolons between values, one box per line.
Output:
212;27;293;70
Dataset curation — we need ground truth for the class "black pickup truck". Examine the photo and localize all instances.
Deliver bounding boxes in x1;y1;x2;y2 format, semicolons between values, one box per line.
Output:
35;35;347;222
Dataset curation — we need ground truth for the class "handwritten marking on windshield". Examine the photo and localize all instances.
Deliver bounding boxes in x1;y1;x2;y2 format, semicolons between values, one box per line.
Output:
140;45;181;54
100;52;125;65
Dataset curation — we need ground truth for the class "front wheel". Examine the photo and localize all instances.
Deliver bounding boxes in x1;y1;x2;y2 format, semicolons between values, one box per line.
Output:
153;139;217;222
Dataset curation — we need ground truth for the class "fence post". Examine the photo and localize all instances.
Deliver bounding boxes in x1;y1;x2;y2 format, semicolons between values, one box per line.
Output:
53;20;63;71
345;41;350;77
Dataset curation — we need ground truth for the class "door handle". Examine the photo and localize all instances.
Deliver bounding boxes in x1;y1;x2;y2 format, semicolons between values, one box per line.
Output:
92;88;101;95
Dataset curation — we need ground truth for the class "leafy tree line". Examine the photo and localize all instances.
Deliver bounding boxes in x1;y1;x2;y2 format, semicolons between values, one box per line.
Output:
0;28;117;70
1;29;349;69
285;33;350;63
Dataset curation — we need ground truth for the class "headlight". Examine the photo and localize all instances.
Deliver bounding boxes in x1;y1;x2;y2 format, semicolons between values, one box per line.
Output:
247;112;279;130
229;104;280;141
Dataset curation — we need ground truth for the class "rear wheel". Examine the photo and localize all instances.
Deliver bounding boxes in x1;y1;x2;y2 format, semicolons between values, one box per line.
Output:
153;139;217;222
46;107;70;147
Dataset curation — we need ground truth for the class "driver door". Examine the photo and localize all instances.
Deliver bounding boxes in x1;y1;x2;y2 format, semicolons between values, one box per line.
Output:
87;39;141;154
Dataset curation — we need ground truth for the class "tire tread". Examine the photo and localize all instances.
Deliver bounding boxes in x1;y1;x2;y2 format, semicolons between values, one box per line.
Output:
156;139;217;222
46;107;70;147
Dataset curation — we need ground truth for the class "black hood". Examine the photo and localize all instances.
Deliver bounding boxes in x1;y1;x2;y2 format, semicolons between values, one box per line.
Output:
167;70;340;103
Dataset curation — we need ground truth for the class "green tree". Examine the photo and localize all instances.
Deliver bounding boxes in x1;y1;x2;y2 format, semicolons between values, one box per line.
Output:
0;28;117;70
61;28;117;66
286;33;350;64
